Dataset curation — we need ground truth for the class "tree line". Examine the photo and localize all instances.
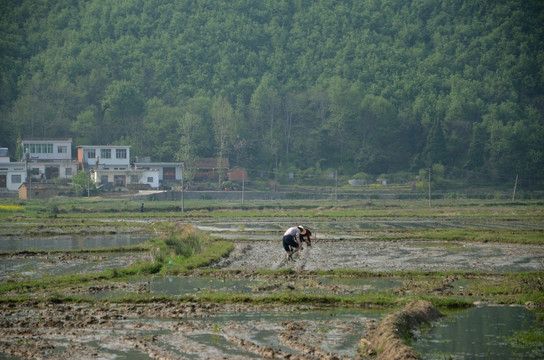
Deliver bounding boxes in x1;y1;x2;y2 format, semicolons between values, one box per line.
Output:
1;0;543;187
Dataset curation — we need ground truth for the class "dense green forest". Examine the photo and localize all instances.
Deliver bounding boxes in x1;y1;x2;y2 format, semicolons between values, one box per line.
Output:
1;0;543;187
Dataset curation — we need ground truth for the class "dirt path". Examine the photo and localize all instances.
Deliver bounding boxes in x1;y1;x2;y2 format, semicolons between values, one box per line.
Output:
213;240;544;272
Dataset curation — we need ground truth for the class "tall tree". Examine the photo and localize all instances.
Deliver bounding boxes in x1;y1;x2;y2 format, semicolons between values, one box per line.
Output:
101;80;144;144
212;95;236;187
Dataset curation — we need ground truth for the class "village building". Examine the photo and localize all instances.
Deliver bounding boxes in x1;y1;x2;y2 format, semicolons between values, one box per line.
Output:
18;182;70;200
194;158;230;181
0;148;27;192
20;138;78;181
77;145;160;189
133;161;183;189
1;139;189;196
227;166;248;183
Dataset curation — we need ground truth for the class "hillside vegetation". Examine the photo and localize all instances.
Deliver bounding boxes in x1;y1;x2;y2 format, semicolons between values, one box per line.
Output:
1;0;543;187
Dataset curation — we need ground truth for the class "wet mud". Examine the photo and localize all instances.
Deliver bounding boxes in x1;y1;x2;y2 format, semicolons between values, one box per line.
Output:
213;240;544;272
1;213;542;359
0;301;376;359
0;252;150;282
359;300;442;360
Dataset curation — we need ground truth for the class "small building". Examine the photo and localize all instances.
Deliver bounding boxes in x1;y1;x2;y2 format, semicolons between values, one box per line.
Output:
21;138;73;162
77;145;131;171
0;148;27;191
134;162;183;189
194;158;230;181
227;166;248;183
90;168;159;189
18;182;68;199
20;138;78;181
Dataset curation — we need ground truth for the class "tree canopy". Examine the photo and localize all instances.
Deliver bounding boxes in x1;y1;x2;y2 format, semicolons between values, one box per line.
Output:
1;0;543;187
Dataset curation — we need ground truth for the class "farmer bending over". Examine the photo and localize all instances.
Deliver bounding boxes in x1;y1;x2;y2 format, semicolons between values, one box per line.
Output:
283;225;306;262
300;226;312;246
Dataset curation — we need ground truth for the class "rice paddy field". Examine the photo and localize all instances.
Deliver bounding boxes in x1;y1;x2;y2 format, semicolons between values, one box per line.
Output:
0;197;542;359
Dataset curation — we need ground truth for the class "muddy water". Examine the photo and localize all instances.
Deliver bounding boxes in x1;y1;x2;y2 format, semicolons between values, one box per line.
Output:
0;234;152;251
214;240;544;272
2;302;541;359
193;216;542;232
91;275;402;299
0;303;382;359
413;305;544;359
0;253;150;282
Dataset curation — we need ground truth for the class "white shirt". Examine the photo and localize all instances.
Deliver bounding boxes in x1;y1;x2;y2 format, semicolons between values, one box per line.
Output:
284;227;301;238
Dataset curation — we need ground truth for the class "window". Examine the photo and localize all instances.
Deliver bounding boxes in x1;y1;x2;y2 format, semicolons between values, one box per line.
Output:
65;168;72;176
27;144;53;154
100;175;109;183
11;174;21;183
101;149;111;159
58;146;67;153
116;148;127;159
88;150;95;159
147;177;153;182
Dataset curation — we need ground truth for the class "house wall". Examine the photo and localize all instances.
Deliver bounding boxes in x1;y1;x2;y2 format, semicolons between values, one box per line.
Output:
134;163;183;183
142;170;159;189
22;139;72;161
227;168;248;182
78;146;130;168
0;163;27;191
93;168;159;189
18;184;63;199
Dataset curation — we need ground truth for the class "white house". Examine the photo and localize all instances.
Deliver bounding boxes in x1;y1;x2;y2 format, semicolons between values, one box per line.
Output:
20;138;78;181
0;148;27;191
134;162;183;189
78;145;160;189
77;145;131;171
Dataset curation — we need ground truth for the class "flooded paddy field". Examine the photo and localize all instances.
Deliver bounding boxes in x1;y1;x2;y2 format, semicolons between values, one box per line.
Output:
0;252;150;282
0;300;541;359
0;200;543;359
214;239;544;272
0;302;379;359
0;234;152;252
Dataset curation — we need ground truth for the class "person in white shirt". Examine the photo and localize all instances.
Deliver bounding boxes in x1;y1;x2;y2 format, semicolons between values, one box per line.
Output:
282;225;306;262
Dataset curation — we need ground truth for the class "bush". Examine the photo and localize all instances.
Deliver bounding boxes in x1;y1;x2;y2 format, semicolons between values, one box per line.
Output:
165;234;202;258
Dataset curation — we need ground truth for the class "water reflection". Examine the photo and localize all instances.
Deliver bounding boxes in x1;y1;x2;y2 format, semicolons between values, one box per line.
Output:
414;305;543;359
0;234;152;251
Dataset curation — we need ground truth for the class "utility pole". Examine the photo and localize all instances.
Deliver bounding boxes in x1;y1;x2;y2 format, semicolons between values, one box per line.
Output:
512;174;518;201
242;168;245;205
181;164;184;213
335;170;338;202
428;168;431;207
25;149;31;199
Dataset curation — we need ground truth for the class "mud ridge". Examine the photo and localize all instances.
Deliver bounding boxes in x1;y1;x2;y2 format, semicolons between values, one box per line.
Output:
359;299;442;360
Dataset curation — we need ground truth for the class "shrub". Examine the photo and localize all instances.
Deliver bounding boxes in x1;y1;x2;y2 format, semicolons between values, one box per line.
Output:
165;233;202;258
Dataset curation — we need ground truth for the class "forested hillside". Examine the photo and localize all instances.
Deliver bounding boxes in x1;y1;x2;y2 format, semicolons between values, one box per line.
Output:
1;0;543;187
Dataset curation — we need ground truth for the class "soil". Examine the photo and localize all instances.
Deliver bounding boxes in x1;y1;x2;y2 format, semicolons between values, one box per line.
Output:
359;300;442;360
213;240;544;272
1;236;542;359
0;301;370;359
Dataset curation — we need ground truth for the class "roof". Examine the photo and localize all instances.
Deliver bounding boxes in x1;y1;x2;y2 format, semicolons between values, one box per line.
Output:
21;138;72;142
78;145;130;149
134;162;184;167
195;158;230;169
